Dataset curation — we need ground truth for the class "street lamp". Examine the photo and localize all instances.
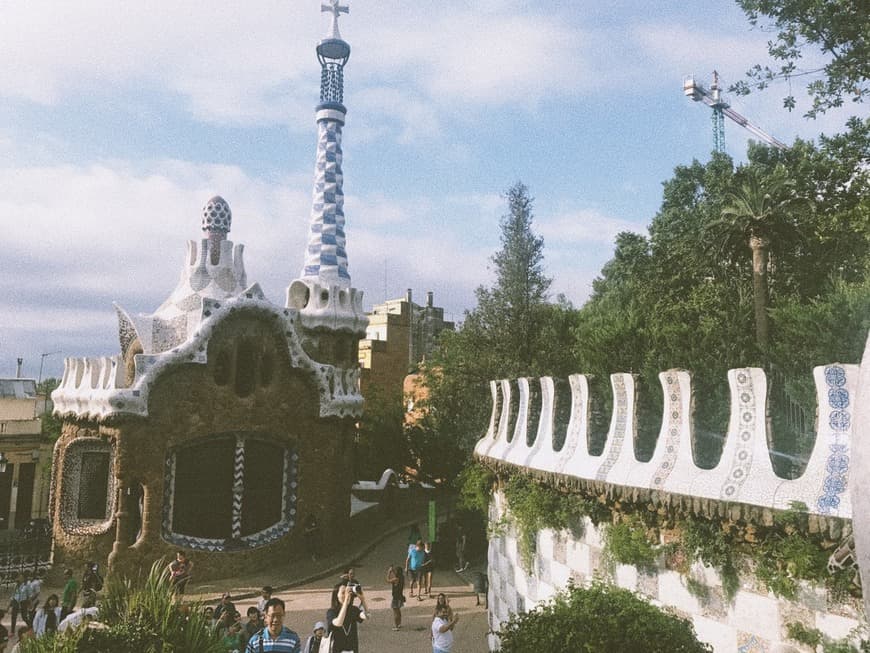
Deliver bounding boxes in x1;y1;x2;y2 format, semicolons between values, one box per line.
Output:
37;351;61;386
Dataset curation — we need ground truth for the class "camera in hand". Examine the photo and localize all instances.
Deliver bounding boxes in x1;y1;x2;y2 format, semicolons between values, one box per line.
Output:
347;582;361;595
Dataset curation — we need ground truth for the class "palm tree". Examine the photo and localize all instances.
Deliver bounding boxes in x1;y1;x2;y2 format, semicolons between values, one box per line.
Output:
708;166;809;351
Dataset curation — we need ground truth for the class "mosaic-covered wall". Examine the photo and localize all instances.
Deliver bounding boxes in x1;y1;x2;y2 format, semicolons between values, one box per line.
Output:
475;361;866;652
486;492;862;652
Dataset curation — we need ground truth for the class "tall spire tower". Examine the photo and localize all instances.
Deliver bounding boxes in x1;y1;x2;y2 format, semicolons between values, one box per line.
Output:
302;0;352;286
287;0;365;336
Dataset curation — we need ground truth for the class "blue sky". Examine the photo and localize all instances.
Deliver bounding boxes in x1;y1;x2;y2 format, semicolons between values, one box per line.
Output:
0;0;856;380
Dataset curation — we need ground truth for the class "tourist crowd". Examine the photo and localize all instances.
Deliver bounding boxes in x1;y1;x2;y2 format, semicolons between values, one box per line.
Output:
0;523;470;653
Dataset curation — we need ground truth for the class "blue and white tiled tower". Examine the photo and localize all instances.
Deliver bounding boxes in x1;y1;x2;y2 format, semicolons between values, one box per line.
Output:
287;0;366;335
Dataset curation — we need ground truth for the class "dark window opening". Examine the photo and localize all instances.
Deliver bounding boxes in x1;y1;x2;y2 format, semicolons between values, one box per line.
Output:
261;350;275;387
173;438;234;539
235;340;257;397
213;350;231;386
634;376;663;463
491;383;502;438
77;454;109;521
0;464;13;530
241;440;284;535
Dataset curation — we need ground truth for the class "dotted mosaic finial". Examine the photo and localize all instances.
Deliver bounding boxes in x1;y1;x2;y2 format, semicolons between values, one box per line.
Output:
202;196;232;237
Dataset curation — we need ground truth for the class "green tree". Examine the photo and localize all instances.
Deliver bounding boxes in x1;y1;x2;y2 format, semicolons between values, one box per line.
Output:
708;166;810;349
732;0;870;117
496;582;712;653
355;386;408;480
476;181;552;377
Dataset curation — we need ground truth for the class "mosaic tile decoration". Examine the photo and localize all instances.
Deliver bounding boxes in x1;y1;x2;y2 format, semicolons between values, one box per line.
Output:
554;374;587;474
116;230;249;359
302;118;350;286
720;370;756;500
162;434;298;552
595;375;628;481
737;632;769;652
652;373;682;488
54;293;365;421
817;365;851;514
59;438;117;536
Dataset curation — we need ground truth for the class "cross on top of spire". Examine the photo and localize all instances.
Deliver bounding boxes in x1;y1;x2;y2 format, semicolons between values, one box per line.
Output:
321;0;349;41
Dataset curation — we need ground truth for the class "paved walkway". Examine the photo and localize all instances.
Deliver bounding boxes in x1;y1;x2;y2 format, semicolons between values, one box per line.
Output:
217;526;490;652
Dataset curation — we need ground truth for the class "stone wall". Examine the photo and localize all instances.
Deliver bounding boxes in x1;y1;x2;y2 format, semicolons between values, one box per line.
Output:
51;311;356;581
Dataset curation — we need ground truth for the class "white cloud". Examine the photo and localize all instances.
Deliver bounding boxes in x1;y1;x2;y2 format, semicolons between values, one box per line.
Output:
539;209;645;246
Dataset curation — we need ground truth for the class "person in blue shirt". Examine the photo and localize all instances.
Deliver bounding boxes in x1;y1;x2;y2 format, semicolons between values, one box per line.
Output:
405;540;425;598
245;598;300;653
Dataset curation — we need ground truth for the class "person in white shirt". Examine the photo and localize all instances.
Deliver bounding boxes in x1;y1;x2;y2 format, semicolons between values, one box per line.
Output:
33;594;61;637
431;604;459;653
58;607;99;633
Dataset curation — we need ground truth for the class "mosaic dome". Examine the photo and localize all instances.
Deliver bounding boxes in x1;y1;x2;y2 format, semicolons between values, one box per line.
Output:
202;196;232;234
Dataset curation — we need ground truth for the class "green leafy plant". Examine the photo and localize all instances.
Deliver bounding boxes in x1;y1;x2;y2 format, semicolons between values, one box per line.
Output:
684;575;711;602
496;581;712;653
602;519;659;573
502;474;584;570
786;621;870;653
22;560;224;653
457;462;496;516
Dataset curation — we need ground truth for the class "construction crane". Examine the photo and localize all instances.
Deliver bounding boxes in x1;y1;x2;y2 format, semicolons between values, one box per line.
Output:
684;71;787;152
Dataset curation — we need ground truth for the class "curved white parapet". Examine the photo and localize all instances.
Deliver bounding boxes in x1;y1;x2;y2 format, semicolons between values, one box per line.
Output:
561;375;613;481
774;364;858;517
523;377;554;468
626;369;694;493
488;380;523;462
528;377;575;473
646;370;696;496
688;368;769;503
723;369;783;507
851;333;870;618
474;381;503;458
594;374;635;483
505;379;536;467
552;374;589;475
475;360;863;518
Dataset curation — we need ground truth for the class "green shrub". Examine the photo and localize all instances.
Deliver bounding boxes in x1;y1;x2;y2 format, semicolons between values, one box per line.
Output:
496;581;712;653
503;475;584;570
602;520;659;573
457;462;496;515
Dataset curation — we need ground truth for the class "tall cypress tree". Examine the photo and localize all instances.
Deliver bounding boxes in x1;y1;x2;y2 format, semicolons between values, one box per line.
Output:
476;181;552;376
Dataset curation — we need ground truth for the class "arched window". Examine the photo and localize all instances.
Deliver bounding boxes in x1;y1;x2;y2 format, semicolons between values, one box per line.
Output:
60;439;116;535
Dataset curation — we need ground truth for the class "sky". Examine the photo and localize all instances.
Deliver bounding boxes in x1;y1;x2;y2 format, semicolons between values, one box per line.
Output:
0;0;857;381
